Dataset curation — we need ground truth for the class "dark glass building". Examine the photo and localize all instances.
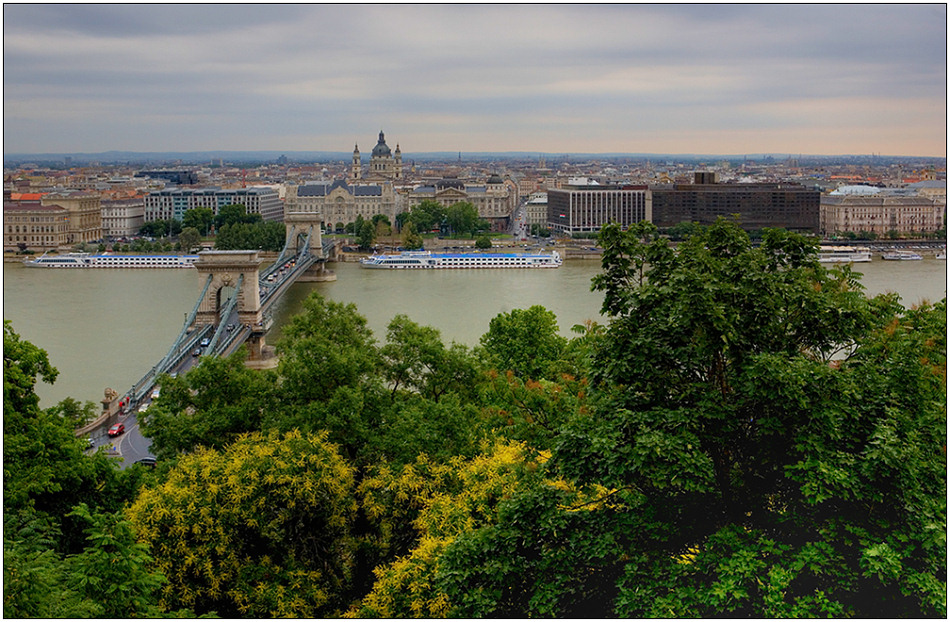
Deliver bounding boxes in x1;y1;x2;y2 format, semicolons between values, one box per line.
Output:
651;174;819;233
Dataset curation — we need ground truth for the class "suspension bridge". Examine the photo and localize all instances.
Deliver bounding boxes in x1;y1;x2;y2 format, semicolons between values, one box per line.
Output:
84;212;338;456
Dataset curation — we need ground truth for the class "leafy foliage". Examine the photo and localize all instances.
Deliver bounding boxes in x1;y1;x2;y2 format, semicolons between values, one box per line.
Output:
478;305;568;380
9;215;944;617
141;352;281;460
445;201;480;237
127;430;358;618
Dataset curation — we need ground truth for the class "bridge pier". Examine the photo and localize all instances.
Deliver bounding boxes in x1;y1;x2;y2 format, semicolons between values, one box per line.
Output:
193;250;263;328
296;262;337;282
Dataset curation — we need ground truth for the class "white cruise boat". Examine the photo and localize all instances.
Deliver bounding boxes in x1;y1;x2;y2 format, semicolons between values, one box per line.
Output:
24;252;199;268
881;250;923;261
817;246;872;263
360;250;562;269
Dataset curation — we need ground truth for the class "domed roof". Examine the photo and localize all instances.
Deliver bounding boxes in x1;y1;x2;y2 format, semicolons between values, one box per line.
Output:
487;173;503;184
372;131;391;157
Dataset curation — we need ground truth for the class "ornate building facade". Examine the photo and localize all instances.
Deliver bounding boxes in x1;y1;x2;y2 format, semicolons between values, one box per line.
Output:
820;194;945;237
406;175;518;232
3;201;70;251
350;131;402;183
284;180;400;231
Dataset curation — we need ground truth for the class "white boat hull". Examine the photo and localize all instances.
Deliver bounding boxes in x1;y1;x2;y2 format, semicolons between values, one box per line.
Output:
360;250;562;269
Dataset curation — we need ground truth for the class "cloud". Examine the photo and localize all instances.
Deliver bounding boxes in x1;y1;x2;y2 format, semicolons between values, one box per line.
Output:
3;4;945;156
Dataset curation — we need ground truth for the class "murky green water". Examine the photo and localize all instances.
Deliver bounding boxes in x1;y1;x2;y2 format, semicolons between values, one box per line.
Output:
3;256;946;407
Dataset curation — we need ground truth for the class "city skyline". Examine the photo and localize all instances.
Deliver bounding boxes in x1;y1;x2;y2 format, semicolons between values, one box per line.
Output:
3;4;947;158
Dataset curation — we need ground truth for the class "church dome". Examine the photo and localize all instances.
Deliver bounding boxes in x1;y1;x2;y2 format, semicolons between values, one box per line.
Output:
372;131;391;157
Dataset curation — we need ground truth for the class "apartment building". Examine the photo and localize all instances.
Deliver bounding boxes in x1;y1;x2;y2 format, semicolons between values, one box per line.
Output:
144;187;283;222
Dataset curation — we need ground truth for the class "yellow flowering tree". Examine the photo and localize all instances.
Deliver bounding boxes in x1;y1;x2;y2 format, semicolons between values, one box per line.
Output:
127;430;358;617
351;440;609;617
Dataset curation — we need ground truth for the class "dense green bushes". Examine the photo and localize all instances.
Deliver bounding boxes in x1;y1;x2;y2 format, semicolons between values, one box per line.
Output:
4;219;946;617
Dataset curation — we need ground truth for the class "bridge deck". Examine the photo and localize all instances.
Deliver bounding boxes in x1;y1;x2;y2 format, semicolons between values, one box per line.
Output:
121;233;335;409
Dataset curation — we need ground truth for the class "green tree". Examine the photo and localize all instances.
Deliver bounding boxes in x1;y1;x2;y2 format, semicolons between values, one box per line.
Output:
394;211;410;233
381;314;480;403
214;203;260;230
446;202;480;238
182;207;213;236
478;306;568;380
474;235;492;249
276;293;383;460
549;219;945;617
46;397;97;428
402;222;424;250
177;226;201;253
409;200;446;233
358;218;376;250
278;293;380;404
396;219;946;618
140;352;281;460
139;220;168;238
63;504;171;618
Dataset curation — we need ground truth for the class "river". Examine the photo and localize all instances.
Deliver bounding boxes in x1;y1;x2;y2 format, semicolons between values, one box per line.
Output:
3;256;947;408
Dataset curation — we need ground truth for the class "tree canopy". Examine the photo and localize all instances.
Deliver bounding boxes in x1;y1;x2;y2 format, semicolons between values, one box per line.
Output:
5;218;945;618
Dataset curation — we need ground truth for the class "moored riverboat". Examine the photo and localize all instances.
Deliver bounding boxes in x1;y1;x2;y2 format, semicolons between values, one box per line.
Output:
360;250;562;269
818;246;872;263
24;252;199;268
881;250;923;261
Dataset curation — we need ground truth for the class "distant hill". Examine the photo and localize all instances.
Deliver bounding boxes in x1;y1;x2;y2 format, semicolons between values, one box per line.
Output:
3;150;945;168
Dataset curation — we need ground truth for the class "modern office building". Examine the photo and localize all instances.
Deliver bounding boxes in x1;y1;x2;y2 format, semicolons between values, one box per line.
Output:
143;187;283;222
650;173;820;233
546;185;651;235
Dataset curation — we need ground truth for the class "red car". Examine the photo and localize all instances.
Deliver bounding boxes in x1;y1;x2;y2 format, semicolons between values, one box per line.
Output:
108;423;125;437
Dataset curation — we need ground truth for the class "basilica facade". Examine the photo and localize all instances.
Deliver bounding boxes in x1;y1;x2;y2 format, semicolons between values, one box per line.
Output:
284;131;403;229
350;131;402;183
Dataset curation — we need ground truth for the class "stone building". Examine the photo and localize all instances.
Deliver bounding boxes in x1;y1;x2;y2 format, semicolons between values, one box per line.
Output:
3;201;70;252
284;180;400;230
524;192;549;227
39;190;103;245
101;196;146;238
350;131;403;183
406;175;518;232
820;194;945;237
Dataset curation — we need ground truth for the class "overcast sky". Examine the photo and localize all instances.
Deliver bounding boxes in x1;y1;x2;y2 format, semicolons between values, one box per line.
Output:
3;4;946;157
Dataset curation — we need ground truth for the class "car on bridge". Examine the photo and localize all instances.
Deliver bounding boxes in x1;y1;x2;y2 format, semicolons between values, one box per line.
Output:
108;423;126;437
